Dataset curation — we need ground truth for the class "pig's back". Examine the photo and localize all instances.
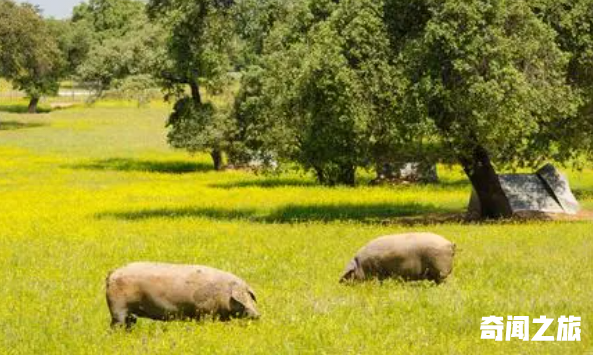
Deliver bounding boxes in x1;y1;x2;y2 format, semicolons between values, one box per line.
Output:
108;263;237;303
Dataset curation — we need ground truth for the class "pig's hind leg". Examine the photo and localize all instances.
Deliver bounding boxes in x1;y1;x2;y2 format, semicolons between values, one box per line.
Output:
107;296;136;329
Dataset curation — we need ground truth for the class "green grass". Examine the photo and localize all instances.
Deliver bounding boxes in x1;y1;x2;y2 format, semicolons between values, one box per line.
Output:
0;103;592;354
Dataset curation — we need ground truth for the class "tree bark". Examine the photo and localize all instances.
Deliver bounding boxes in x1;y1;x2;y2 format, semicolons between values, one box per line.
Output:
458;144;512;219
313;164;356;186
336;164;356;186
190;77;224;172
211;149;223;171
28;96;40;114
189;79;202;106
313;166;326;185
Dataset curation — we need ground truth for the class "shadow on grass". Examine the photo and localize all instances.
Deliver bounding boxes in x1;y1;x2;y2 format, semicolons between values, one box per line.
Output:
99;207;257;221
268;203;453;222
0;120;47;131
0;104;52;114
210;178;318;189
69;158;213;174
97;203;463;225
211;176;471;190
436;179;471;188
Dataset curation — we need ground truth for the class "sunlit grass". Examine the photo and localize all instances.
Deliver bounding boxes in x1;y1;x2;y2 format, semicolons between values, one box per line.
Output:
0;104;591;354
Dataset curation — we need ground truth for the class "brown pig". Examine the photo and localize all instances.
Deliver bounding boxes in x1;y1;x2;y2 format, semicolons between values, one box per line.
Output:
106;262;259;328
340;232;455;284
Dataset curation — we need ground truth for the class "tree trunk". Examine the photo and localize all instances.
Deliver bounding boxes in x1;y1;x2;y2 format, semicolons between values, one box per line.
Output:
189;80;202;106
211;149;223;171
313;165;356;186
190;77;223;172
28;96;40;114
312;166;324;185
336;164;356;186
458;145;512;219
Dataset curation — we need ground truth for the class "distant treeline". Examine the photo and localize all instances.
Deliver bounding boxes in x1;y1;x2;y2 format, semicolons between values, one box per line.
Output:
1;0;592;218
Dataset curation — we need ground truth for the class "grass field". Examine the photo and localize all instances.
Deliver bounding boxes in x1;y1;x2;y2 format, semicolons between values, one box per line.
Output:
0;100;592;354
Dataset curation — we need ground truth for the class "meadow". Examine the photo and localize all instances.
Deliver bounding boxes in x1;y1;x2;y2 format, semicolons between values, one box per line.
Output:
0;100;592;354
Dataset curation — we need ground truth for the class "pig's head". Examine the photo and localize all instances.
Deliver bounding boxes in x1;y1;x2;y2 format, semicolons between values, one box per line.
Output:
339;256;365;283
229;283;260;320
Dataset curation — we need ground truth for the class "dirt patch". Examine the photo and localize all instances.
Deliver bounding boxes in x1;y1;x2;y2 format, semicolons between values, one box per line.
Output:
549;210;593;222
382;210;593;226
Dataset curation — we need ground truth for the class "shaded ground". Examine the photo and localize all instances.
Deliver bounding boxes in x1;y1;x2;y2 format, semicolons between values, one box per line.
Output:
209;178;318;189
0;104;52;114
0;120;47;131
69;158;213;174
96;202;459;224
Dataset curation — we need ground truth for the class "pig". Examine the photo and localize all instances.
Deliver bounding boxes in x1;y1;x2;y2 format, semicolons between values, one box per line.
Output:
340;232;455;284
105;262;259;328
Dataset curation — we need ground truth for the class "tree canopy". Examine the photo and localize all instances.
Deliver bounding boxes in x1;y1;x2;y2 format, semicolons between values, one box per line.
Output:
155;0;593;199
231;0;415;185
532;0;593;157
0;0;64;113
147;0;237;170
384;0;588;217
70;0;165;100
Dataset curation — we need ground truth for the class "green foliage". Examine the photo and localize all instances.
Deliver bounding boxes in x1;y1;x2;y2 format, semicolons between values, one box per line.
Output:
233;0;409;185
387;0;580;169
72;0;165;100
76;23;164;96
379;0;593;217
148;0;238;168
167;97;233;154
0;0;64;110
46;19;93;77
109;75;163;107
531;0;593;159
530;0;593;92
231;0;295;68
147;0;235;97
72;0;146;41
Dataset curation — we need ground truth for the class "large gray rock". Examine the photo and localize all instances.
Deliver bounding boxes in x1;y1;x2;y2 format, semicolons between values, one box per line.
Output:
536;164;580;214
468;164;580;217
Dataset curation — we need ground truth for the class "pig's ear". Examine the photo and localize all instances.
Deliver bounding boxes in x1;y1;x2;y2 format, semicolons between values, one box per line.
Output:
247;287;257;303
231;285;253;306
230;287;247;311
339;258;358;283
